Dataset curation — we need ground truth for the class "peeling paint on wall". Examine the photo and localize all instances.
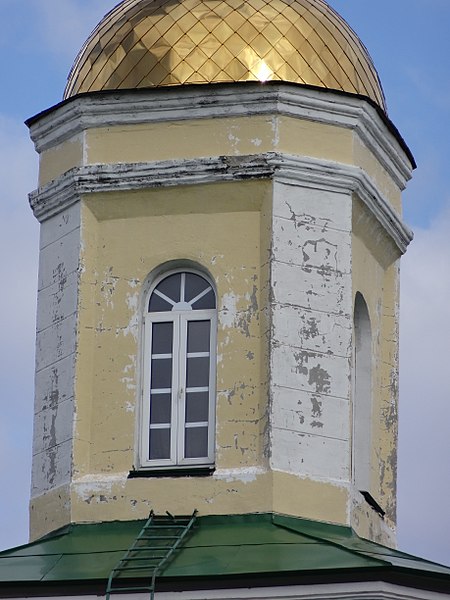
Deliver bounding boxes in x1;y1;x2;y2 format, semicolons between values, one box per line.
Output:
28;93;407;547
220;293;238;329
214;467;267;483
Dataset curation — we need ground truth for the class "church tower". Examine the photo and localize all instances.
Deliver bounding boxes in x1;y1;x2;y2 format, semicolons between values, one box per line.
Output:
27;0;414;550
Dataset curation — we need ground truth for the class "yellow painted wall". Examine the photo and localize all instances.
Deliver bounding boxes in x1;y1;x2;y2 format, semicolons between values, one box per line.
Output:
30;99;408;543
351;195;401;544
39;134;84;187
37;113;403;222
74;180;271;516
37;115;399;208
30;178;358;539
84;117;353;167
353;136;402;213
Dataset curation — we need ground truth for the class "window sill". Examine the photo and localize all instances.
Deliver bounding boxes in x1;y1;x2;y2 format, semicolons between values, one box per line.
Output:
128;466;215;478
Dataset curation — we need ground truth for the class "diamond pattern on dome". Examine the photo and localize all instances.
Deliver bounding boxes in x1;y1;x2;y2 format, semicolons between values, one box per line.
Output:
64;0;386;112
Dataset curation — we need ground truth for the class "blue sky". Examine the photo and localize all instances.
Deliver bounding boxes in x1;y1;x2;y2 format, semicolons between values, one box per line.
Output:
0;0;449;567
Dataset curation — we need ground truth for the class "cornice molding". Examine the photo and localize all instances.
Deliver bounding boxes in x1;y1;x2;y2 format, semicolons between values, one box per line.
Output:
273;154;413;253
29;153;413;253
154;582;450;600
27;84;413;190
6;579;450;600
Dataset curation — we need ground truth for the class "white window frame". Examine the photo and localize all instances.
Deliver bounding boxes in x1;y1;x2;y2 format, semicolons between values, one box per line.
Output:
140;270;217;469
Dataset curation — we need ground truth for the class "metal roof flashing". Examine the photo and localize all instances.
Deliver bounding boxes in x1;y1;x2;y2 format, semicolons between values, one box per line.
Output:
0;513;449;596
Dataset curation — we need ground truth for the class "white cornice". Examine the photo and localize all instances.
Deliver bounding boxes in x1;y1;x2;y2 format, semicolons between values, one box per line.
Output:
273;154;413;253
27;84;414;190
155;582;450;600
15;581;450;600
29;153;413;253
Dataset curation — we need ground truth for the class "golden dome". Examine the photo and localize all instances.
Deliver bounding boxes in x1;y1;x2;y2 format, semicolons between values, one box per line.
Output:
64;0;386;111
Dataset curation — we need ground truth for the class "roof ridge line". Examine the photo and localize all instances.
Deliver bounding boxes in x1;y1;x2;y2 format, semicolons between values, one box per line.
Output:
271;515;391;568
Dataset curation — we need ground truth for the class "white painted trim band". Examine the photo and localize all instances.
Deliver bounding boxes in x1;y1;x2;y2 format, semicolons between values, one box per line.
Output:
9;580;450;600
28;84;413;189
29;153;413;253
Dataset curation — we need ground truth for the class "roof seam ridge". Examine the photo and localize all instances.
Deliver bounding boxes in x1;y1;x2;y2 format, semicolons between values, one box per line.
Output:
271;516;392;568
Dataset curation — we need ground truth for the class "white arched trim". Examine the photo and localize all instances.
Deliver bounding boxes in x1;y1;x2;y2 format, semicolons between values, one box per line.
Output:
139;268;217;469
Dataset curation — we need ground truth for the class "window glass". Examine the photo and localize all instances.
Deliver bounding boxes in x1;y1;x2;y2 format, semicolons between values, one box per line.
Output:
185;427;208;458
186;356;210;388
150;393;171;424
157;273;181;303
151;358;172;390
152;322;173;354
185;273;209;302
148;273;181;311
185;391;209;423
149;428;171;460
191;288;215;310
187;320;210;353
148;293;172;312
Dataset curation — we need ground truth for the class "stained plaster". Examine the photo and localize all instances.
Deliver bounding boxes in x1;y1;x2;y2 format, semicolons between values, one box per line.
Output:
32;203;81;499
28;89;412;544
269;181;352;491
350;197;401;545
29;85;413;188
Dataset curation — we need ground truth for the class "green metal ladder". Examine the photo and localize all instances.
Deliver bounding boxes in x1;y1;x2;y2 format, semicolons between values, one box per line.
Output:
106;510;198;600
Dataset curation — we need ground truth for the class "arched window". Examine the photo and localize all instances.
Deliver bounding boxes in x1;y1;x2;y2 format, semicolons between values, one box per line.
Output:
140;270;217;469
353;292;372;492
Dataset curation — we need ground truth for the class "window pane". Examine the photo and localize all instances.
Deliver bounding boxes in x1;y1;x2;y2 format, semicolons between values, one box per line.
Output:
150;393;171;424
185;273;209;302
186;357;209;388
157;273;181;303
187;320;210;353
185;427;208;458
149;428;171;460
151;358;172;389
185;391;209;423
149;293;172;312
191;288;215;310
152;322;173;355
185;273;215;309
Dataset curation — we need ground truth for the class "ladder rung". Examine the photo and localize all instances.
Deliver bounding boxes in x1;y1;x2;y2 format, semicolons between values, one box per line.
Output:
121;561;161;567
127;552;173;557
141;535;180;539
114;556;165;565
129;548;175;553
115;565;160;571
129;547;175;551
135;548;175;552
119;556;167;562
109;587;153;593
112;563;160;571
148;523;188;527
152;518;191;521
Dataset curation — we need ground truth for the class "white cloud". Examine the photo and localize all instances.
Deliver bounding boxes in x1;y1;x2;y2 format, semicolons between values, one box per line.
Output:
398;203;450;565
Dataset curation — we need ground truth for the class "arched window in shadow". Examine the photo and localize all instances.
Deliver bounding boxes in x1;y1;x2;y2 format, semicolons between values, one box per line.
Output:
140;269;217;469
353;292;372;492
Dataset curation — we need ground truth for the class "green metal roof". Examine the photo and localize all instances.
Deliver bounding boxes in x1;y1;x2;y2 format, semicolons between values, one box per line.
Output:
1;513;450;594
